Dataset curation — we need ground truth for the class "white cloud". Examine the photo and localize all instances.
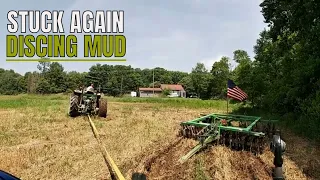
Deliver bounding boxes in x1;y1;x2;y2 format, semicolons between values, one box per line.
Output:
200;55;224;71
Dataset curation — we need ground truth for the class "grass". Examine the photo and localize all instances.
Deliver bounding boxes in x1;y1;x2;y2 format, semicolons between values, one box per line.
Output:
0;94;66;109
108;96;239;110
194;156;209;180
0;94;318;180
0;94;238;110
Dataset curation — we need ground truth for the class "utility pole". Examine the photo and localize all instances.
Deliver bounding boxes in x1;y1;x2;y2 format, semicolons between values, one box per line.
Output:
153;69;155;97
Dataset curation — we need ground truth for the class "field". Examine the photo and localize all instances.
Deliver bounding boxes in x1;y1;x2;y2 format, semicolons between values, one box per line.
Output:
0;94;319;180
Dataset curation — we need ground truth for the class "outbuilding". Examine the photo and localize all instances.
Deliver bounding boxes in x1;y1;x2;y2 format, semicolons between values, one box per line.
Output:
138;87;162;97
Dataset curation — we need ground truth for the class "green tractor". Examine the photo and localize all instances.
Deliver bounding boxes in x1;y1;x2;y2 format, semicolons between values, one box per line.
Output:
68;77;107;118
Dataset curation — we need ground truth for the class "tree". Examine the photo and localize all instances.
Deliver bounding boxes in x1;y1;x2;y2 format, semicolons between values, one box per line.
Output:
66;71;86;90
190;63;211;99
179;75;195;96
149;81;161;88
25;71;40;94
37;61;51;76
0;69;24;95
209;56;231;98
233;50;251;64
171;71;188;84
232;50;254;102
35;62;67;94
36;78;51;94
162;89;171;96
240;0;320;139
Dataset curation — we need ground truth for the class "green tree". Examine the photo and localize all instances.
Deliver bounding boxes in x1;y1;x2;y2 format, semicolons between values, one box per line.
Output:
37;61;51;75
0;69;24;95
35;62;67;94
240;0;320;139
190;63;211;99
232;50;254;102
66;71;86;90
171;71;188;84
179;75;195;96
25;71;40;94
36;78;51;94
209;56;231;98
162;89;171;96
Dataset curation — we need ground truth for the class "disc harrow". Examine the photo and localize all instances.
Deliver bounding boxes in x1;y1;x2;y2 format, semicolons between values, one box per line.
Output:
178;113;277;163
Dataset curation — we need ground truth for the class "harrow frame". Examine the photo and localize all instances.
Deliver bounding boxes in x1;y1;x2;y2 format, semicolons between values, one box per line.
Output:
178;113;277;163
180;113;266;137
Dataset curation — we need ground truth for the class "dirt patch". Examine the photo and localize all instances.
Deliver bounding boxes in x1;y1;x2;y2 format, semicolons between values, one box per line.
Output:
128;138;308;180
144;137;184;172
204;146;271;180
259;150;308;180
280;129;320;179
144;138;199;180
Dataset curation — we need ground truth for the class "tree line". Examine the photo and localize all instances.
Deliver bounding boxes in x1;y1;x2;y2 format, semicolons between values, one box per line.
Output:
0;55;234;98
1;1;319;139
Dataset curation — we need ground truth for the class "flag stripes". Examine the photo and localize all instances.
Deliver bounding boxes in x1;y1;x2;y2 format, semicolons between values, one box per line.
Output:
227;79;248;101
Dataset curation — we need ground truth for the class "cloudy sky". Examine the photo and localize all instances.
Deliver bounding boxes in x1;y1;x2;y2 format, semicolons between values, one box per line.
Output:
2;0;267;74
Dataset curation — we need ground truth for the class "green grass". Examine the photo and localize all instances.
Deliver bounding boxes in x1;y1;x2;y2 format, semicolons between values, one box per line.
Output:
0;94;67;109
108;97;239;110
194;156;209;180
0;94;238;112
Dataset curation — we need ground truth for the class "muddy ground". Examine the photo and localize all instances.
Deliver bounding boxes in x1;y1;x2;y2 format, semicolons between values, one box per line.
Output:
128;137;307;180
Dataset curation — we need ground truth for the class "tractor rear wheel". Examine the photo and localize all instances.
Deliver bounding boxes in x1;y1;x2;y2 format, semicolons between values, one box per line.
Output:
69;94;80;117
98;99;107;118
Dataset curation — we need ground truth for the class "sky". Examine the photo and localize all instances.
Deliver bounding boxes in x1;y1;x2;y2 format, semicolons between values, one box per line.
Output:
1;0;267;75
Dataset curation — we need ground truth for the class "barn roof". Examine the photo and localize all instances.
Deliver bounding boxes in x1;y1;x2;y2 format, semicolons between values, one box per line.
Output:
138;87;162;91
160;84;185;91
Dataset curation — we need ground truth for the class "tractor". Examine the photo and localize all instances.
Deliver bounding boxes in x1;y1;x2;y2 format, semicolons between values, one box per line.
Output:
68;78;107;118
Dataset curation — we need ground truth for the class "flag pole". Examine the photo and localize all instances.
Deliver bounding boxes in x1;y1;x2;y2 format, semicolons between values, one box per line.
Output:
227;97;229;114
226;80;229;114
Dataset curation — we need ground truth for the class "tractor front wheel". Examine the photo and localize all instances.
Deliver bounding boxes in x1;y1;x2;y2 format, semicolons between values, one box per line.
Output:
98;99;107;118
69;94;80;117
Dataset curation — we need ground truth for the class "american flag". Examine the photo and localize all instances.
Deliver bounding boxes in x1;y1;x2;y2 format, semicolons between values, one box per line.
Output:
227;79;248;101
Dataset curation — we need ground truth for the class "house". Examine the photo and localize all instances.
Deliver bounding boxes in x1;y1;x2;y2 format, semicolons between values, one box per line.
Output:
138;84;186;98
138;87;162;97
160;84;186;98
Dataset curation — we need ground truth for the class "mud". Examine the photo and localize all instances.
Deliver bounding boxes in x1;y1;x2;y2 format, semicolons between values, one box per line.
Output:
144;139;199;180
129;138;308;180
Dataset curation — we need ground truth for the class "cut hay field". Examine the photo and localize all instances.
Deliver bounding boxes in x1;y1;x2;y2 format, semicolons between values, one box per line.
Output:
0;94;319;180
